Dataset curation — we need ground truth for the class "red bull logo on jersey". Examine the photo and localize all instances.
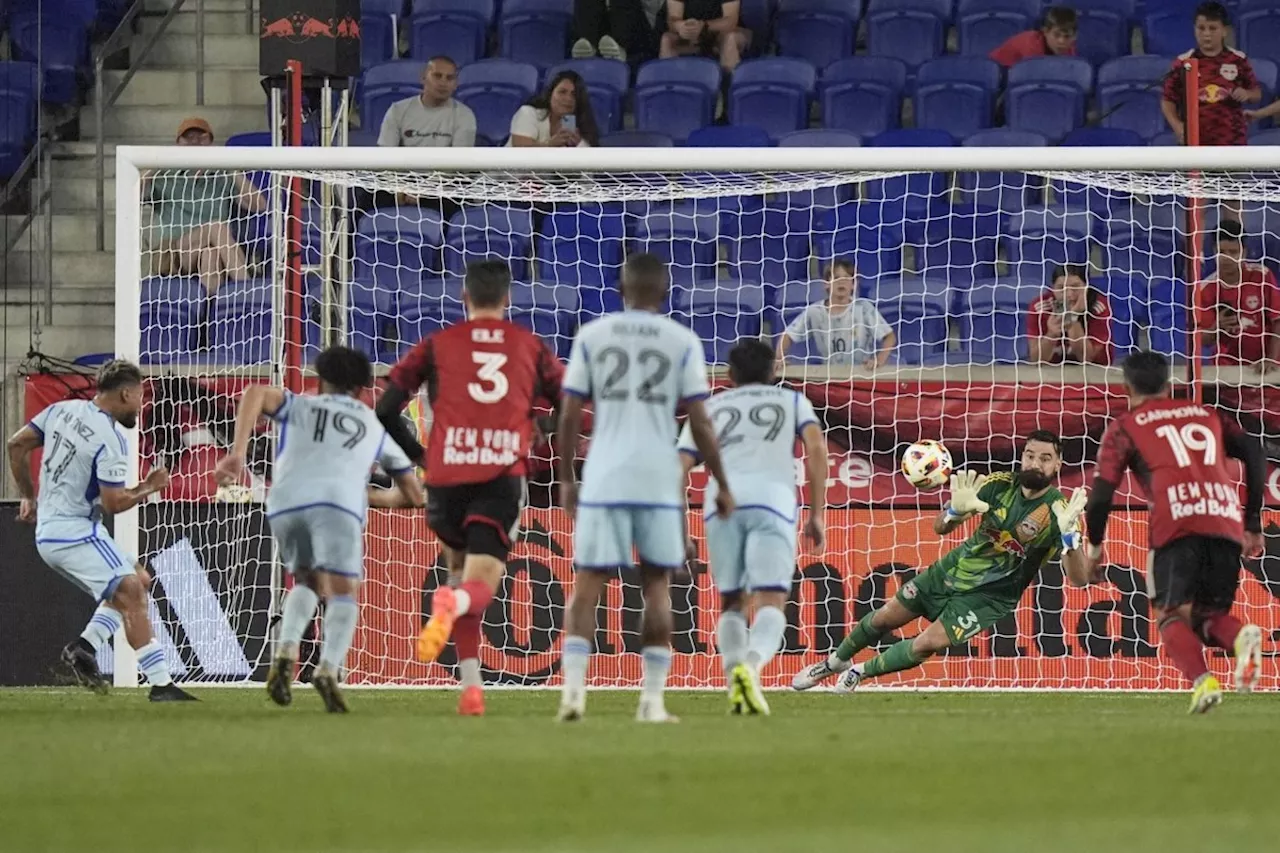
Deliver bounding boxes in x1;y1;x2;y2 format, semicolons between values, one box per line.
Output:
983;528;1027;557
1167;481;1243;523
441;426;521;467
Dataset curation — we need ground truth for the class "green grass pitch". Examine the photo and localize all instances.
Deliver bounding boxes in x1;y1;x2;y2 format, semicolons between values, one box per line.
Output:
1;688;1276;853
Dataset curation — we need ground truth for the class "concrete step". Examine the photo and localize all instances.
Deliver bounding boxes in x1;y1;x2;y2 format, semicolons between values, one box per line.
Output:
2;214;116;247
148;0;258;11
84;104;266;142
0;303;116;329
53;144;117;178
143;33;259;69
101;68;267;107
52;177;115;214
138;10;254;36
2;324;113;362
5;251;116;287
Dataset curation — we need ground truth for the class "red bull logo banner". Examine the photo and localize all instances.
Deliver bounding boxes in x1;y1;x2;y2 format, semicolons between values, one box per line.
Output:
260;0;360;78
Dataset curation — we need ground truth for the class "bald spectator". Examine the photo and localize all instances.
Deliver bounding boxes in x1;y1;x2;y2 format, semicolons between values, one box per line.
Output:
378;57;476;148
990;6;1078;68
661;1;749;73
1027;265;1113;366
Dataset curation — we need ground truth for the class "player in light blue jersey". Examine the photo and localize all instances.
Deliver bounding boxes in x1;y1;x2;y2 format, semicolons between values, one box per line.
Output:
215;346;423;712
555;253;735;723
678;339;828;715
7;360;195;700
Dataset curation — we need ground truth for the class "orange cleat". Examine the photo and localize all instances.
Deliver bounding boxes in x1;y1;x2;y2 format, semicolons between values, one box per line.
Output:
458;685;485;716
416;586;458;663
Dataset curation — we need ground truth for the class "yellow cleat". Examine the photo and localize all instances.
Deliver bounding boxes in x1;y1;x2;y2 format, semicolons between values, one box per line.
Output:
1189;674;1223;715
731;662;771;716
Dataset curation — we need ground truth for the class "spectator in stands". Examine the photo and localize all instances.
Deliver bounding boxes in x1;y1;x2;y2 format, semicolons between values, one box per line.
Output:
509;70;600;147
1162;2;1260;147
1027;264;1113;366
989;6;1078;68
1196;220;1280;370
377;57;476;148
660;1;749;73
143;118;266;294
571;0;663;62
776;258;895;370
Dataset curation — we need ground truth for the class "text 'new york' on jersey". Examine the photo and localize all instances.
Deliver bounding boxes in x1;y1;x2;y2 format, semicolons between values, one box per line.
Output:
564;310;711;508
267;391;413;522
28;399;129;530
388;318;564;488
1095;399;1252;549
676;384;819;523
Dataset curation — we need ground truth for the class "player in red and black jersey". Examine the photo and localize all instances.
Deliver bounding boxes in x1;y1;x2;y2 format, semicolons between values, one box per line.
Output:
376;259;564;715
1085;351;1267;713
1161;3;1261;147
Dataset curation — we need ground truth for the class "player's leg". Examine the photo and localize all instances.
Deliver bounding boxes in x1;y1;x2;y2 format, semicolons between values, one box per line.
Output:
305;510;368;713
418;483;479;663
634;508;686;723
791;569;936;690
729;512;796;715
558;505;627;721
1190;539;1262;693
265;512;320;705
109;570;196;701
1149;539;1221;713
38;537;130;693
706;514;749;710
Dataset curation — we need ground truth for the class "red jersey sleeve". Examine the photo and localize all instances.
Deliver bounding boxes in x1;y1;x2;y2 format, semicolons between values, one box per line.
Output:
1027;291;1052;338
1163;57;1182;104
1195;280;1220;332
1094;417;1134;486
989;30;1041;68
387;336;435;395
1237;56;1259;91
534;339;565;404
1089;293;1114;365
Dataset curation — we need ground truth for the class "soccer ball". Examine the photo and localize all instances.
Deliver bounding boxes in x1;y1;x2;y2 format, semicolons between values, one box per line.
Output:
901;440;953;491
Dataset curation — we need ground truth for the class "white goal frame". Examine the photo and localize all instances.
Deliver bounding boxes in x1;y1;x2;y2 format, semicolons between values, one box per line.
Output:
111;143;1270;688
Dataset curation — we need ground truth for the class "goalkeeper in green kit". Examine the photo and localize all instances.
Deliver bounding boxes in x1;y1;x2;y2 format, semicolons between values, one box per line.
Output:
792;430;1095;693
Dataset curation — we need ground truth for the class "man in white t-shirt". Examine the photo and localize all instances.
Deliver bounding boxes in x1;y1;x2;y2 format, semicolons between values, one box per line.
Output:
776;258;896;369
377;56;477;148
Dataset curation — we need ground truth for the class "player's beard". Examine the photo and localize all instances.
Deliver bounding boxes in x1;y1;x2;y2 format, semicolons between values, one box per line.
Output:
119;411;138;428
1018;469;1052;491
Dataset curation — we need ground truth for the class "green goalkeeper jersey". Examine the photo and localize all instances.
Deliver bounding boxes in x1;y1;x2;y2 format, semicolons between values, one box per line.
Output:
933;472;1065;600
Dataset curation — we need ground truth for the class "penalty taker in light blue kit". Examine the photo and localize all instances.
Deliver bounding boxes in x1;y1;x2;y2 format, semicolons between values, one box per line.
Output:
215;346;424;713
6;359;196;701
678;338;828;715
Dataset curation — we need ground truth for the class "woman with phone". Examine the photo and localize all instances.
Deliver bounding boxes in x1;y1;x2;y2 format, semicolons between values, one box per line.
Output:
508;71;600;148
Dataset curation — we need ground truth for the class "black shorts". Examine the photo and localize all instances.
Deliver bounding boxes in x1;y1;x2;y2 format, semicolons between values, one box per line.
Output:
1148;535;1243;611
427;476;525;561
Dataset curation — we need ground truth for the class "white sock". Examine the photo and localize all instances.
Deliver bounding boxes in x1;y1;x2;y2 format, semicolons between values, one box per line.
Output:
716;610;748;674
277;585;319;659
453;588;472;616
318;595;359;676
745;606;787;672
641;645;671;703
80;604;124;651
459;658;482;689
135;640;172;686
561;635;591;698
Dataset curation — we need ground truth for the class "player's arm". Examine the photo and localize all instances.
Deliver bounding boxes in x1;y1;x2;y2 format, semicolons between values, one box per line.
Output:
1083;477;1117;574
933;470;989;536
99;471;169;515
1160;98;1184;141
375;339;433;468
705;0;740;34
1245;99;1280;121
214;384;287;486
6;423;41;502
1223;420;1267;541
368;469;426;509
555;391;586;515
800;421;828;551
684;398;734;516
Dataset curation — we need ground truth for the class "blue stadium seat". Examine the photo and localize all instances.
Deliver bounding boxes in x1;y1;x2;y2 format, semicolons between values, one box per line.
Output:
957;11;1032;57
0;61;38;176
455;59;540;145
361;15;399;70
1097;55;1172;141
140;277;205;363
1074;8;1129;65
915;57;1001;139
362;61;427;133
957;0;1041;15
1147;277;1188;360
341;278;397;363
535;203;626;287
543;58;629;132
963;128;1049;146
208;282;275;365
9;16;87;104
728;57;817;143
354;208;446;297
770;279;827;350
778;128;863;146
687;125;772;146
960;275;1045;364
1093;271;1150;357
1099;198;1181;278
869;0;954;19
864;129;954;219
397;286;469;357
11;0;97;31
674;283;766;364
1144;11;1195;55
820;57;907;137
632;205;720;287
915;203;1001;284
1072;0;1136;18
498;0;574;70
867;9;946;73
1251;127;1280;144
409;0;493;65
600;130;675;146
813;201;905;279
1003;205;1093;275
225;131;272;146
444;205;535;279
508;283;580;358
1150;130;1181;145
1240;9;1280;63
1006;57;1094;141
634;57;722;144
732;196;813;295
956;169;1041;215
1061;126;1145;146
870;273;950;364
775;0;858;69
739;0;776;51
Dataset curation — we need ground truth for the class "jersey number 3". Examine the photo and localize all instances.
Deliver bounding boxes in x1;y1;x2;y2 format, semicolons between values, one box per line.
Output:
468;352;509;404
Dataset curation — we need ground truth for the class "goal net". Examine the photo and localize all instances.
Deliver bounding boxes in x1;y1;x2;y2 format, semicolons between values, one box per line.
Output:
113;145;1279;690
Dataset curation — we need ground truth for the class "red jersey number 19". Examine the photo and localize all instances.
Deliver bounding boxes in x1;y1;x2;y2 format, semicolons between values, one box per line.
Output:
1155;423;1218;468
469;352;509;404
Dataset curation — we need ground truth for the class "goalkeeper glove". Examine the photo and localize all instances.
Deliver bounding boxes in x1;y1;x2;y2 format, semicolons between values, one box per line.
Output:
944;470;990;520
1053;488;1089;552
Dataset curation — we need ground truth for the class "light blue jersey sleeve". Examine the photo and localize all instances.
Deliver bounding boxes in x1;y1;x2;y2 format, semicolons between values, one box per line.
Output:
563;331;591;398
27;402;53;438
95;434;128;488
378;432;414;475
676;421;696;459
678;336;710;404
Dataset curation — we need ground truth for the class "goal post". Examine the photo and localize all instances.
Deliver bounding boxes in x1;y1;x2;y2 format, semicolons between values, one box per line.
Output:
112;143;1280;690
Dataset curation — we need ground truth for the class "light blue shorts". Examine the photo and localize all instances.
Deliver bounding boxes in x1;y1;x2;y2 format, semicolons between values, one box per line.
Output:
574;505;686;571
704;508;798;594
37;524;137;602
268;505;365;579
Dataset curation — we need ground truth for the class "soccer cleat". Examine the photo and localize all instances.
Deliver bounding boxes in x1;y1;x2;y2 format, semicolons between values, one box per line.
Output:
635;698;679;724
731;663;770;716
790;655;851;691
832;665;864;695
1189;674;1223;715
1233;624;1264;694
416;586;458;663
266;656;294;707
312;672;349;713
727;669;745;714
458;685;485;716
61;641;109;694
148;684;198;702
556;690;586;722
